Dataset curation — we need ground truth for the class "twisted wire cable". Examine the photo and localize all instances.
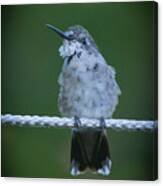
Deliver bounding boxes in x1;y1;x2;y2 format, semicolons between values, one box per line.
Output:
1;114;157;131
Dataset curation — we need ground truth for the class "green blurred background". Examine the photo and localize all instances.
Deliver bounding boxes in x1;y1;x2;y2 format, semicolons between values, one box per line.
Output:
1;2;157;180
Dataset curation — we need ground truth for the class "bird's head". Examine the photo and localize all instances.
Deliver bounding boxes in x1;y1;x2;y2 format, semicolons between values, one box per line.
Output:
46;24;98;58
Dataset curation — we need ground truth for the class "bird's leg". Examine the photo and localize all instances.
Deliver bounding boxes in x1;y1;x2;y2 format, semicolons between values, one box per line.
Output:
99;117;106;129
74;115;82;128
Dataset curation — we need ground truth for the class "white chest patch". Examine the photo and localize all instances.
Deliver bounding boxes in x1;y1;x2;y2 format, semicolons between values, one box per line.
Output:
58;43;121;119
59;40;83;58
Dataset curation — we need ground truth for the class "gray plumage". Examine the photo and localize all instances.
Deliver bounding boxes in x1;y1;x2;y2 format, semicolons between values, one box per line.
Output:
58;25;121;119
46;24;121;176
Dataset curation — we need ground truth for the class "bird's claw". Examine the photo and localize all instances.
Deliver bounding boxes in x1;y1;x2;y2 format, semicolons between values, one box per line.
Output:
74;116;82;128
100;117;106;129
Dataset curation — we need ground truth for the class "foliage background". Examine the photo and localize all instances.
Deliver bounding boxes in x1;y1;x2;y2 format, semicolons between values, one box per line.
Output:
1;2;157;180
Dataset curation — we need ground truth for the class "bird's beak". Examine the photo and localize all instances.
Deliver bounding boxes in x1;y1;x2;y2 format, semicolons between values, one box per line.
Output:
46;24;72;41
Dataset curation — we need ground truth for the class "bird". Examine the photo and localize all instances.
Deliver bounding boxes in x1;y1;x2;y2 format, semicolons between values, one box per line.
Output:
46;24;121;176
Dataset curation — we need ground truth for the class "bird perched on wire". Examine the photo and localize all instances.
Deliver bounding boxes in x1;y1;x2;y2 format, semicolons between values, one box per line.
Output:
46;24;121;176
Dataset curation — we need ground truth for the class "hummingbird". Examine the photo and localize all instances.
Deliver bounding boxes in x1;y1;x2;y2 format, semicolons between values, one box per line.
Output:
46;24;121;176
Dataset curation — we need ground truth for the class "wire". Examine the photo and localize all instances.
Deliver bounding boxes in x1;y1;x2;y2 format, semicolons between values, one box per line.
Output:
1;114;157;131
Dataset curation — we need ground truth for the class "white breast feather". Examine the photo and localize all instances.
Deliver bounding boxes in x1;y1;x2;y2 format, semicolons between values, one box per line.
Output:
58;42;121;119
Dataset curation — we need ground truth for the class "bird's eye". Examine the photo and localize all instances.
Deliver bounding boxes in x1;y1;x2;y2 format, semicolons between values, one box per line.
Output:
68;34;74;38
65;31;74;39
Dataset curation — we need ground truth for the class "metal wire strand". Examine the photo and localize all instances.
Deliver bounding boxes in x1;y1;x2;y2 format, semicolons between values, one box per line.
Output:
1;114;157;131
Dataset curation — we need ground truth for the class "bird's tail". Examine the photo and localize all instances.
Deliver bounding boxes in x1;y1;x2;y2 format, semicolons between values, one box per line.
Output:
70;127;112;176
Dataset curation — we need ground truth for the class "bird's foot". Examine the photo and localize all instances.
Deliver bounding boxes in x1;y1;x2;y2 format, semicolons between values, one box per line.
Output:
99;117;106;129
74;116;82;128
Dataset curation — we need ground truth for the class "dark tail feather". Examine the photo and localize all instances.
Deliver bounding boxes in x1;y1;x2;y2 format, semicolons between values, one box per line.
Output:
70;127;111;176
70;129;87;175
